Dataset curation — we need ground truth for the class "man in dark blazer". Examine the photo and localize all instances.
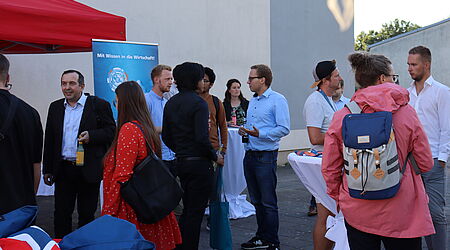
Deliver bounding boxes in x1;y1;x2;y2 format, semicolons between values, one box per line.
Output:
43;69;115;238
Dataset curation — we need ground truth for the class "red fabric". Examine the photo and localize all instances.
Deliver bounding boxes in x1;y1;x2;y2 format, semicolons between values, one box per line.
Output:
322;83;435;238
102;122;181;250
0;0;125;54
0;239;32;249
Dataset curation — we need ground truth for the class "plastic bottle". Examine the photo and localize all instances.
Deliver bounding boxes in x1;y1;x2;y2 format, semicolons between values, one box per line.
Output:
231;109;237;126
76;142;84;166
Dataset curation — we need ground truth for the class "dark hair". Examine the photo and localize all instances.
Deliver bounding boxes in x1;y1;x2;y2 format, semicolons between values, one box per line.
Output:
224;79;245;102
62;69;84;86
105;81;161;160
250;64;273;86
348;52;392;88
0;54;10;82
409;45;432;63
173;62;205;91
204;67;216;84
151;64;172;82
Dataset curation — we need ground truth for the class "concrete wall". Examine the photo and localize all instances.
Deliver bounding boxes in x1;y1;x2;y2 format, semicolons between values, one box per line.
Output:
7;0;271;129
271;0;355;151
370;19;450;89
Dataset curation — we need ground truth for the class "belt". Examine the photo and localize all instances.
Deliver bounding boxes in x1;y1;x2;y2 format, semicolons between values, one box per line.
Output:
62;159;76;166
177;156;210;162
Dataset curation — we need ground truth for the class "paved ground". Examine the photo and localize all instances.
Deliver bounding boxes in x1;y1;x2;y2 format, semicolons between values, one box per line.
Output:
36;164;450;250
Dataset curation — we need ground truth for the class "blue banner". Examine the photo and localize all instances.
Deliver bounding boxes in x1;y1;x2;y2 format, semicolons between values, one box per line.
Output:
92;39;159;119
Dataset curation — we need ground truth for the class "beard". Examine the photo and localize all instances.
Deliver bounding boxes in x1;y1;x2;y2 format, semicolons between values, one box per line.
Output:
412;72;424;82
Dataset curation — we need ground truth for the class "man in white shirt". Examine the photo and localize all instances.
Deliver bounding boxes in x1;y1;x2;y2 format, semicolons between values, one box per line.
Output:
303;60;342;250
407;45;450;250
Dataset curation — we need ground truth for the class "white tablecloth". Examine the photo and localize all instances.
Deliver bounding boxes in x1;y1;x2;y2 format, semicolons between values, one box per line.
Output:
222;128;255;219
288;153;349;250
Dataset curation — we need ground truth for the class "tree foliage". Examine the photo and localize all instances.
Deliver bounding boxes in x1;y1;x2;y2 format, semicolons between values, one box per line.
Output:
355;19;421;51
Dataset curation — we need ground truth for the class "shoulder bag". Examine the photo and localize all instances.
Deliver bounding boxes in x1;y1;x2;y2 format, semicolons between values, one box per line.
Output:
118;122;183;224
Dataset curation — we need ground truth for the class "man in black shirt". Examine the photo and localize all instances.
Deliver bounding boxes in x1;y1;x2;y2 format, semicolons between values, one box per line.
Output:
162;62;223;250
0;54;43;215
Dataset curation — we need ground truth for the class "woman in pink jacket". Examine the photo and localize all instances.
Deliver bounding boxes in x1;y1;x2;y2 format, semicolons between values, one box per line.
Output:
322;52;435;250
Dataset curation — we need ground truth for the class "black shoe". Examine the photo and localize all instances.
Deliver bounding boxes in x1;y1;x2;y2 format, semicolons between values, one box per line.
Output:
307;205;318;216
241;236;269;249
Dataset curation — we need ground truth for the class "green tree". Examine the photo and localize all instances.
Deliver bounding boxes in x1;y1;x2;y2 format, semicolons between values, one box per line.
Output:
355;19;421;51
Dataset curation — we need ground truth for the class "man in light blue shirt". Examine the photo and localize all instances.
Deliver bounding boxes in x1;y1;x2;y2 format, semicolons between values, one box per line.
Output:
239;64;290;250
332;80;350;110
144;65;176;175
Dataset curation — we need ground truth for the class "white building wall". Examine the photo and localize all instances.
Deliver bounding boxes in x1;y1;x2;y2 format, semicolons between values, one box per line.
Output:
370;19;450;89
7;0;270;131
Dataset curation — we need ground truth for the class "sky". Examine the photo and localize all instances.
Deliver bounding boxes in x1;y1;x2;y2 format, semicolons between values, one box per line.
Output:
354;0;450;36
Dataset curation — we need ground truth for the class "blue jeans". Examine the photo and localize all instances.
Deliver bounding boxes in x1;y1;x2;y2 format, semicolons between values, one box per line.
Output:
422;158;447;250
243;150;279;245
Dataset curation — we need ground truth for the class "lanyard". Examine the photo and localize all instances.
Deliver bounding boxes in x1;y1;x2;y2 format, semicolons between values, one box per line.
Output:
318;90;336;112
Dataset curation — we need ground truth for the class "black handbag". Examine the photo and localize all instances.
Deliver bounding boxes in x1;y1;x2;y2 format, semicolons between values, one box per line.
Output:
118;122;183;224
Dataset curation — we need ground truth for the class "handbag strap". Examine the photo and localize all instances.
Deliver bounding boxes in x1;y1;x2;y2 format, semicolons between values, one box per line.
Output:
129;121;156;155
0;92;19;142
113;121;156;174
215;166;227;202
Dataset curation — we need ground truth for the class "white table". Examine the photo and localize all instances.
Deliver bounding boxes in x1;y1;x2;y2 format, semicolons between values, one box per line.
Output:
221;127;255;219
288;153;349;250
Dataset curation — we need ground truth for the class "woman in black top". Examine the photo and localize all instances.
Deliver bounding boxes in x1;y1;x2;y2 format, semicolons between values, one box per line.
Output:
223;79;249;126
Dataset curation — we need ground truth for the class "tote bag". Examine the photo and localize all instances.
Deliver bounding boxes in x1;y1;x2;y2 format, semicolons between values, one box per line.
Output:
209;167;232;249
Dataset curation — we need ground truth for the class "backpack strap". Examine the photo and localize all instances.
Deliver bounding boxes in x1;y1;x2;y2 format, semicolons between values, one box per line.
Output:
407;152;421;175
345;101;362;114
212;95;221;137
401;152;421;175
0;93;19;142
212;95;220;122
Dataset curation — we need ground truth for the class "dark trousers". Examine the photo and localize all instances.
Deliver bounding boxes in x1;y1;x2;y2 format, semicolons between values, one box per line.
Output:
345;221;422;250
54;162;100;238
163;159;178;177
176;159;214;250
244;150;279;245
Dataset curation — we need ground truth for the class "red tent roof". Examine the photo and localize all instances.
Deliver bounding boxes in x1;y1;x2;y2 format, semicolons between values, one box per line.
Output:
0;0;126;54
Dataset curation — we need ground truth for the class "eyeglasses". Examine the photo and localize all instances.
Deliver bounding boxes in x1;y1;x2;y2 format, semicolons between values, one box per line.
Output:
248;76;263;81
387;74;399;84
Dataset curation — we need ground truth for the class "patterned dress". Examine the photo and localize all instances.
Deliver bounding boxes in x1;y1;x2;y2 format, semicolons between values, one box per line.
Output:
102;121;182;249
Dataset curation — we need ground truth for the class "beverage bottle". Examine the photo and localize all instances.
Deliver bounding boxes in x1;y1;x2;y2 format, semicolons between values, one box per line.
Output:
241;117;249;143
231;109;237;126
76;141;84;166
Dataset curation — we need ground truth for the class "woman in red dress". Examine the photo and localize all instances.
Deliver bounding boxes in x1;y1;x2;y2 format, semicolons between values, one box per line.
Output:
101;81;182;249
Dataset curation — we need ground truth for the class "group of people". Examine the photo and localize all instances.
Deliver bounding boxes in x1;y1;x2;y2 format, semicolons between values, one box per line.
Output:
0;53;291;250
1;44;448;250
303;46;449;250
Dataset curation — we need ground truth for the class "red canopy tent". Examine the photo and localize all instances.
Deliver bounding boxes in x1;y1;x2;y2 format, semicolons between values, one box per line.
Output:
0;0;126;54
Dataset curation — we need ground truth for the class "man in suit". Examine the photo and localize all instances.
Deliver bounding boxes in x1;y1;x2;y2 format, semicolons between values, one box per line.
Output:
43;70;115;238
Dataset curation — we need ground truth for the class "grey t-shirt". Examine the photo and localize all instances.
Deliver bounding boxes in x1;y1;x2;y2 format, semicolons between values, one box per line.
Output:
303;90;336;151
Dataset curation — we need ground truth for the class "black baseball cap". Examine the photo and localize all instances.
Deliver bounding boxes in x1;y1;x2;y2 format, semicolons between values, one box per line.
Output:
311;60;336;88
